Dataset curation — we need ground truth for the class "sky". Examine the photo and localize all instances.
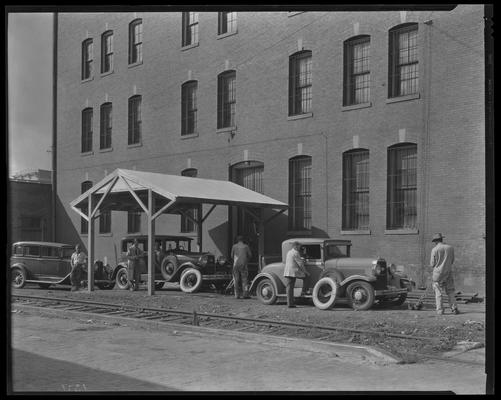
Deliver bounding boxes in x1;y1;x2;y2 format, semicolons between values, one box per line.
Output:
8;13;53;176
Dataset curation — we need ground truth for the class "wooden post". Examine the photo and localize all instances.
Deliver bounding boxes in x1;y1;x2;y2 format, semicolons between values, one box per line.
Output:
87;193;95;292
147;189;155;296
258;214;265;272
197;204;203;252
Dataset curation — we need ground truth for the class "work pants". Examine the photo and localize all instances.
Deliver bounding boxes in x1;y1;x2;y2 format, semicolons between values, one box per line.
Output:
232;264;249;298
70;264;84;290
285;276;296;307
432;275;457;312
127;261;141;285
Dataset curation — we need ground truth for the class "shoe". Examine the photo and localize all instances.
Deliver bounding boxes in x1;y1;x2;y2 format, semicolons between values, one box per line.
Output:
451;308;460;315
243;296;251;299
129;283;136;292
288;305;296;308
436;309;444;315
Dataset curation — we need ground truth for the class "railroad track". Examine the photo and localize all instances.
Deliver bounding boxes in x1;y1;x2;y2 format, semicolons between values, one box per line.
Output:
11;294;483;366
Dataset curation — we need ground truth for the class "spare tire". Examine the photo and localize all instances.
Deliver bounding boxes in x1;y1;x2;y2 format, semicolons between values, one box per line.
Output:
160;255;178;281
179;268;203;293
312;277;338;310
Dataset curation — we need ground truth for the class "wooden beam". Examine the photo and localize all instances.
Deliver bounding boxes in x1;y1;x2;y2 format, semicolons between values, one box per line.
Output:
71;205;88;221
152;199;176;221
90;176;118;218
147;189;156;296
242;207;260;221
264;208;287;225
120;176;149;215
201;204;217;223
87;192;95;292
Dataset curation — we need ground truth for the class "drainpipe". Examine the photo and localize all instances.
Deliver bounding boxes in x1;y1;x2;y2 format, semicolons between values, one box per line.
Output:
419;19;433;287
51;12;58;241
320;132;329;235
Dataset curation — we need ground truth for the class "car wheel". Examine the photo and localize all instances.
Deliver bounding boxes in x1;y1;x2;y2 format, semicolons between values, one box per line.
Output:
38;283;51;290
255;279;277;305
312;277;338;310
160;256;178;281
11;268;26;289
96;282;116;290
155;282;165;290
179;268;203;293
346;281;375;311
115;267;130;290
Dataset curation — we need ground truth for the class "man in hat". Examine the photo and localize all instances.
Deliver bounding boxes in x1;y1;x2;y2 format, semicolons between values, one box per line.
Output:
430;233;459;315
70;244;87;291
230;235;252;299
283;241;310;308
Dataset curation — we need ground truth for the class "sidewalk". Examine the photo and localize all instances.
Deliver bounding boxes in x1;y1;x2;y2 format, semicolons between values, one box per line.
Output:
10;310;486;393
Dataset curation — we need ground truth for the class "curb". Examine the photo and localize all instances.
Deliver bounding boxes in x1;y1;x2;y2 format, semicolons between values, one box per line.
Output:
12;304;399;365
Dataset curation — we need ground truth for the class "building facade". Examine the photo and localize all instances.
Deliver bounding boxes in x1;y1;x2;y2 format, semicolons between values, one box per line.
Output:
55;7;486;293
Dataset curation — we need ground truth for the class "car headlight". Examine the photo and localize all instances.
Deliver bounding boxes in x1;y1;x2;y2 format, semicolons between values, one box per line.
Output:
389;263;397;275
198;255;209;267
372;260;386;276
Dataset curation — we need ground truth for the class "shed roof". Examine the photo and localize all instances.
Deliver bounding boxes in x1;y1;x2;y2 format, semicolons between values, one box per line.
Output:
70;168;288;212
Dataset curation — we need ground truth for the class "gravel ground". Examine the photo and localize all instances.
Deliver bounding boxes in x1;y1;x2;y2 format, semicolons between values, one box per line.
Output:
11;284;486;362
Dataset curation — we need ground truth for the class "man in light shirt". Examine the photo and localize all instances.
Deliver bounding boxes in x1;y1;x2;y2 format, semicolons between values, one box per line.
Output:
283;241;310;308
70;244;87;291
430;233;459;315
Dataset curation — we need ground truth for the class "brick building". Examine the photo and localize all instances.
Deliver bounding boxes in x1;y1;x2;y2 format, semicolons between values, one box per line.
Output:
55;7;486;293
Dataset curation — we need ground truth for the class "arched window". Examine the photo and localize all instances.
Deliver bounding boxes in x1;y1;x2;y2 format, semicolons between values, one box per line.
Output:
182;12;198;46
80;181;93;234
180;168;198;233
343;35;370;106
388;23;419;98
101;30;113;73
128;95;142;145
387;143;417;229
181;81;198;135
342;149;370;230
217;71;236;129
129;19;143;64
81;108;93;153
100;102;112;149
289;50;312;116
288;155;312;230
81;38;93;80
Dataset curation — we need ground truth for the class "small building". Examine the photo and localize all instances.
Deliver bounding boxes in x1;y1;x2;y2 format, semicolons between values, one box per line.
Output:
9;170;53;242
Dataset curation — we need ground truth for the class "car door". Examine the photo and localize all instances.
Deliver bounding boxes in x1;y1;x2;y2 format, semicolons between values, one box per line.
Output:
59;247;73;277
299;244;324;292
39;246;60;279
23;244;42;278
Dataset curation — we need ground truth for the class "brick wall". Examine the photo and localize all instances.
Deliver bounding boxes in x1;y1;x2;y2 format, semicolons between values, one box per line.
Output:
56;6;486;294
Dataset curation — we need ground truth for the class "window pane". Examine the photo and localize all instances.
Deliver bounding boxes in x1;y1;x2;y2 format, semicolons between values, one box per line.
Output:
343;150;369;230
289;156;312;230
290;52;312;115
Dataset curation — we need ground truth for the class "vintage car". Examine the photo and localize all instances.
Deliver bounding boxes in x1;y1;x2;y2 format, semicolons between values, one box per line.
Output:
111;235;232;293
249;238;414;310
10;241;115;290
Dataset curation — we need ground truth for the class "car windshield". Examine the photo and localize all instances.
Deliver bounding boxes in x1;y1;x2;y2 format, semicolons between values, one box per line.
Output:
61;247;74;258
324;243;349;260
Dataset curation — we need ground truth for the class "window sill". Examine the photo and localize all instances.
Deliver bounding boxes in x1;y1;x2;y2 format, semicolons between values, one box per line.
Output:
81;151;94;157
181;132;199;140
99;147;113;153
181;42;199;51
287;230;312;236
217;30;238;40
342;102;372;112
386;93;420;104
216;126;237;134
384;228;419;235
341;230;371;235
81;77;94;84
98;232;113;237
287;112;313;121
128;61;143;69
100;70;114;77
127;142;142;149
288;12;305;17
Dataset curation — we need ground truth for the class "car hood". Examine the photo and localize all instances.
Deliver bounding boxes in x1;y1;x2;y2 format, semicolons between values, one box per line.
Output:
326;257;382;268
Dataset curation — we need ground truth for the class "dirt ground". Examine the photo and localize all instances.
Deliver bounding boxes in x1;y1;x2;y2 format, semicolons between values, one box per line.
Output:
11;283;486;362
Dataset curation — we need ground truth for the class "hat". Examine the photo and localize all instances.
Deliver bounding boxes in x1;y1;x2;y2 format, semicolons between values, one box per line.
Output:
431;233;445;242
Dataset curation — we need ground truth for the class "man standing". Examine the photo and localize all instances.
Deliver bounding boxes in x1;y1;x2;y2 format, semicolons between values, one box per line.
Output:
127;238;143;291
70;244;87;292
430;233;459;315
283;241;310;308
230;236;252;299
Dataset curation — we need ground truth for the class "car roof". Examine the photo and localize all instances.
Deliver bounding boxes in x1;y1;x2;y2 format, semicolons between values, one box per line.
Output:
282;238;352;245
121;234;193;241
13;241;73;248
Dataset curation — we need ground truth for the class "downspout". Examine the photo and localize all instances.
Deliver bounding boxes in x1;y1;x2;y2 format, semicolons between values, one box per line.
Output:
419;19;433;287
51;12;58;241
320;132;329;235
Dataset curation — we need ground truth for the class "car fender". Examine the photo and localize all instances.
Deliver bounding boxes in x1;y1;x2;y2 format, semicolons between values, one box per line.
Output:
111;263;128;279
250;272;285;295
10;263;30;279
340;274;376;288
175;262;199;280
